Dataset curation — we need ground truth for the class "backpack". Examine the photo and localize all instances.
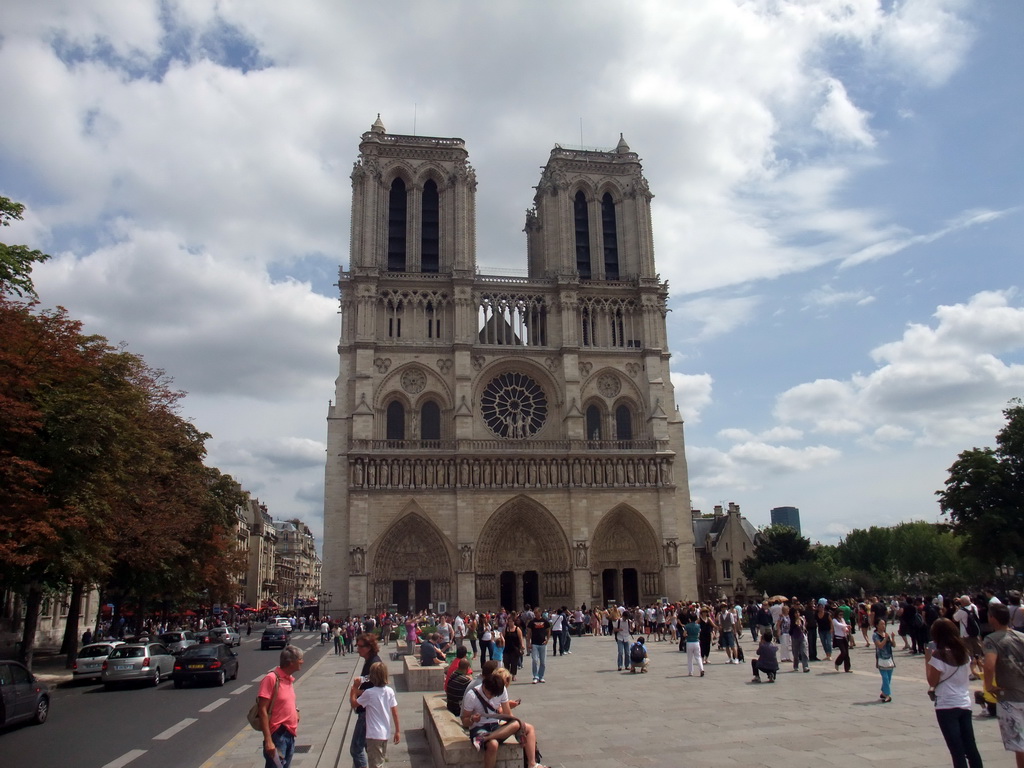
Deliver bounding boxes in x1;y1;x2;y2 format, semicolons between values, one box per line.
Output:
965;607;980;638
630;642;646;663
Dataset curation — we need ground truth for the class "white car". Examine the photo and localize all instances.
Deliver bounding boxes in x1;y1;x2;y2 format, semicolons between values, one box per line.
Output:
273;617;293;630
72;642;124;682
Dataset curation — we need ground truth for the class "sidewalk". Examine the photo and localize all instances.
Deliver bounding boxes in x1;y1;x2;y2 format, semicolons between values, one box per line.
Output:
197;629;1008;768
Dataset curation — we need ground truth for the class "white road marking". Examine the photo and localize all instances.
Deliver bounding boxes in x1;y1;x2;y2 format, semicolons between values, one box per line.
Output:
200;698;230;712
232;683;253;695
101;749;147;768
153;717;198;740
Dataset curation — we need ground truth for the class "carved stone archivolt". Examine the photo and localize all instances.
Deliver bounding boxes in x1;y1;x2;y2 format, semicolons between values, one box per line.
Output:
475;497;571;575
590;506;661;574
371;512;453;587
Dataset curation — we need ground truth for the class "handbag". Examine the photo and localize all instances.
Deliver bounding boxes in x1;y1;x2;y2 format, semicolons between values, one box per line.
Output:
247;672;280;731
876;656;895;669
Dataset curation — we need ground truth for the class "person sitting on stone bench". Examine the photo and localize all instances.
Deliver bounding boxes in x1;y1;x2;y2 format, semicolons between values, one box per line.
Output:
420;633;445;666
445;645;472;689
445;657;473;716
461;667;545;768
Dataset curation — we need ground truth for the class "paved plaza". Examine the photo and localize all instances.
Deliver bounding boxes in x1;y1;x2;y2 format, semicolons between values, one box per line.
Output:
200;627;1011;768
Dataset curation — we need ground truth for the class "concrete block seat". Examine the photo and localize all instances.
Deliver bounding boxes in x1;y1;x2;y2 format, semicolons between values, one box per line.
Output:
403;654;445;692
421;694;520;768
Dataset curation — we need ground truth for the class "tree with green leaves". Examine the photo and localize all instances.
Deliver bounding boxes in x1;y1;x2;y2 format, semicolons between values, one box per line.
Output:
0;197;50;298
937;400;1024;573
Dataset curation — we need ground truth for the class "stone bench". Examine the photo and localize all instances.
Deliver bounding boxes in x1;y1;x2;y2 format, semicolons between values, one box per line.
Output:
403;654;445;692
421;693;520;768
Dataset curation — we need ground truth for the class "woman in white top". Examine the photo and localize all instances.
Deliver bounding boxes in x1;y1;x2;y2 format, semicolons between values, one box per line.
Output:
926;618;983;768
832;608;852;673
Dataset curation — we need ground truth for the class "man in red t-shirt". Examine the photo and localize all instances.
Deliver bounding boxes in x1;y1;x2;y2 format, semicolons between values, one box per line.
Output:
258;645;304;768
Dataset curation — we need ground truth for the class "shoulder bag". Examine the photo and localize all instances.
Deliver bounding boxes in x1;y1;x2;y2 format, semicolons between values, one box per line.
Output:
247;672;280;731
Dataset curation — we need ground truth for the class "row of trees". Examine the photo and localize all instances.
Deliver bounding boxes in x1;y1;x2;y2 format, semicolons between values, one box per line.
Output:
1;197;249;666
743;401;1023;598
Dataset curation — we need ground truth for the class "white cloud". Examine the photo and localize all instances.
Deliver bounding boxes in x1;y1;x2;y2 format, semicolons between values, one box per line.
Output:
813;77;876;148
671;372;714;424
774;290;1024;442
675;296;761;341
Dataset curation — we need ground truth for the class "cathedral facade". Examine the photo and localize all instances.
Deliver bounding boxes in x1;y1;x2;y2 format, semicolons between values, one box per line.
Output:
322;117;697;615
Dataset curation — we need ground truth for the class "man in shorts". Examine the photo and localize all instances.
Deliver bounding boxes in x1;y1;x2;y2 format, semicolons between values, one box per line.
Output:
718;604;738;664
983;602;1024;767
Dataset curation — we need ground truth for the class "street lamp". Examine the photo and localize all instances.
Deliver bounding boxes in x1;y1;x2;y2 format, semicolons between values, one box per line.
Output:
319;591;333;621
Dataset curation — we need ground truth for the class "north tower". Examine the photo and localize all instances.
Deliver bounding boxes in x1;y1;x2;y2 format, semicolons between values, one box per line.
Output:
322;118;697;614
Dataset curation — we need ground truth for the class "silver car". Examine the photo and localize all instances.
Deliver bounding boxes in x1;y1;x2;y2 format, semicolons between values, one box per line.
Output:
158;631;197;654
72;641;124;682
208;627;241;647
101;642;175;688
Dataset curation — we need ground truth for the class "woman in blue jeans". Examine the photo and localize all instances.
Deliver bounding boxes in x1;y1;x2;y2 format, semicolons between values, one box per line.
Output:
873;619;895;702
614;609;632;671
926;618;983;768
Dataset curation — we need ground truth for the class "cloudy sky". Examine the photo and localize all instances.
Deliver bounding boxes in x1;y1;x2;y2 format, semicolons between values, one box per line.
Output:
2;1;1021;548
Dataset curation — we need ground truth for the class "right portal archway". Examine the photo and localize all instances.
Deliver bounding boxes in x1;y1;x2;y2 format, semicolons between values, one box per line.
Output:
590;505;662;606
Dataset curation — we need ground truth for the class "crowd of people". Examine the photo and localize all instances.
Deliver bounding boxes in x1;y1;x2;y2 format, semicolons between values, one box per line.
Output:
247;589;1023;768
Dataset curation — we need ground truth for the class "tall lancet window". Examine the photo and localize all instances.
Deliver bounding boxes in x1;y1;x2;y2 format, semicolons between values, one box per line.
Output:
387;178;407;272
602;193;619;280
574;191;591;279
421;180;440;273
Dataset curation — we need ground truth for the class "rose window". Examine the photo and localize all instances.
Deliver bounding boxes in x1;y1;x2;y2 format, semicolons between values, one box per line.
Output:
480;372;548;439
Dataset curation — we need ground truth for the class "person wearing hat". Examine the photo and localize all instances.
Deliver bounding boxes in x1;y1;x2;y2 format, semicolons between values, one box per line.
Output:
613;607;633;671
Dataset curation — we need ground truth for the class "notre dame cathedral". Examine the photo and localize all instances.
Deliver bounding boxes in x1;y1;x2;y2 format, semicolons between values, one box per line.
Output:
322;116;697;615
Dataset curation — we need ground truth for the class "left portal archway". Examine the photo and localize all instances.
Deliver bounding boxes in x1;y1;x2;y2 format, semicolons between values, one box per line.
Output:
370;511;453;612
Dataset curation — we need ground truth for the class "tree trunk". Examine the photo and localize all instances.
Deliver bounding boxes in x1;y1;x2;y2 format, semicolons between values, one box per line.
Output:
61;581;86;666
18;583;43;669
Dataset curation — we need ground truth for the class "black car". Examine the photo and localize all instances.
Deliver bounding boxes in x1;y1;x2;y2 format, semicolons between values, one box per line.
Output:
172;644;239;687
261;625;290;650
0;660;50;727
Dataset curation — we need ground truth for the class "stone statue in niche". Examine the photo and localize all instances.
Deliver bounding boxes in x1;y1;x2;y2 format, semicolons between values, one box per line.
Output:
574;541;589;568
664;538;678;565
350;547;365;574
460;544;473;572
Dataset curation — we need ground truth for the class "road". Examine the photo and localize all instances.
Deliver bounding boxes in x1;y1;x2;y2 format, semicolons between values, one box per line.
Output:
2;629;331;768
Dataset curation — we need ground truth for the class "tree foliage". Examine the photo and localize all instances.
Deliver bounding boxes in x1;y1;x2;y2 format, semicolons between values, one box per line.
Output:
741;524;813;581
0;295;248;666
0;197;50;298
937;400;1024;570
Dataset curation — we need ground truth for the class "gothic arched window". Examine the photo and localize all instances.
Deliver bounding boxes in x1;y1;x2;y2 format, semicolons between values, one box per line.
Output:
386;400;405;441
574;190;591;280
602;193;619;280
420;400;441;441
421;180;439;273
586;404;603;442
615;404;633;442
387;178;407;272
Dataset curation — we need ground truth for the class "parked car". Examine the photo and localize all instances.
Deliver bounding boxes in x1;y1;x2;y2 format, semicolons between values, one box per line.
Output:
158;631;197;655
72;641;124;682
0;660;50;727
172;644;239;687
208;626;241;647
101;642;175;688
261;625;290;650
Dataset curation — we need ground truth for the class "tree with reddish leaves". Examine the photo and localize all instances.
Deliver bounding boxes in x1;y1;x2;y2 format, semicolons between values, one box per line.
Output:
1;295;249;667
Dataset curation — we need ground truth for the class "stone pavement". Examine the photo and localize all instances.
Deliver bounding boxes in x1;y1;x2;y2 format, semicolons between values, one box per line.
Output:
196;628;1011;768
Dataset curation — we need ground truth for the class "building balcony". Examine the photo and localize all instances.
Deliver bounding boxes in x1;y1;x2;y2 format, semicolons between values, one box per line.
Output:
348;438;668;455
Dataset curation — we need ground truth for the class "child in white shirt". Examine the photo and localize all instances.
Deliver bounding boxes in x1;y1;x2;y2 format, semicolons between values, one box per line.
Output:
351;662;400;768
